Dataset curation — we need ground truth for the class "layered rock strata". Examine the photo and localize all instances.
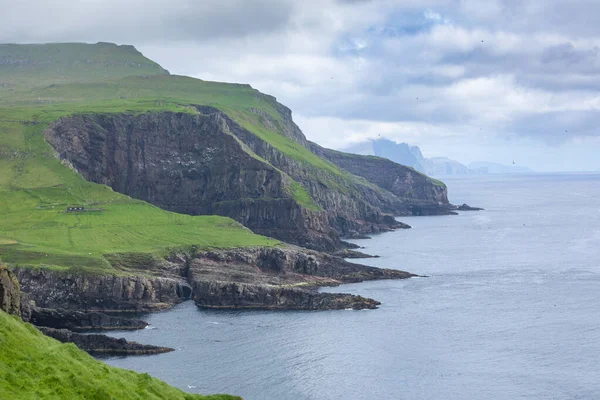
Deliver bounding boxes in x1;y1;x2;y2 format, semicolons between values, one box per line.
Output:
44;108;451;250
39;327;173;355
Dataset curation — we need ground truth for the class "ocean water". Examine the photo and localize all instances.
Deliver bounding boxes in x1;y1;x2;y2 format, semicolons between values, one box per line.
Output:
102;173;600;400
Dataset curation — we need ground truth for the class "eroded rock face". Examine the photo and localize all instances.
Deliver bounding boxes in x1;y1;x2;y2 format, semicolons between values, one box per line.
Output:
44;108;451;250
45;112;338;251
13;246;415;312
38;327;173;355
193;282;380;310
13;268;191;312
0;264;21;316
30;308;148;331
309;144;452;215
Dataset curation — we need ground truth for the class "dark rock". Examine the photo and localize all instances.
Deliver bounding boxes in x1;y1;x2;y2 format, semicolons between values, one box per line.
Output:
45;108;452;251
14;246;415;313
456;203;484;211
331;249;379;259
193;281;380;310
30;307;148;331
14;268;190;312
0;264;21;317
38;327;173;355
19;292;33;322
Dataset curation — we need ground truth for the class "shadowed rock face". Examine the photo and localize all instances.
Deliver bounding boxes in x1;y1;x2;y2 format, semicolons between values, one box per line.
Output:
193;282;381;310
309;144;452;215
45;108;450;250
13;268;190;312
38;327;173;355
45;111;338;250
30;308;148;331
0;264;21;316
14;246;414;312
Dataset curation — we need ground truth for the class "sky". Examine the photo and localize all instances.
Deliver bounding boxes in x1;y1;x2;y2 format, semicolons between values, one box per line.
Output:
2;0;600;171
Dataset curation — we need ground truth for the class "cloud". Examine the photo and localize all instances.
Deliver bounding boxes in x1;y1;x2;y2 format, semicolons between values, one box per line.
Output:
2;0;600;170
0;0;295;43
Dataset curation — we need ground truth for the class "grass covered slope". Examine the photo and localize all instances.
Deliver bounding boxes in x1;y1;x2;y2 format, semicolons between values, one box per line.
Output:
0;48;282;269
0;44;337;267
0;311;239;400
0;42;168;89
0;103;276;271
0;42;447;264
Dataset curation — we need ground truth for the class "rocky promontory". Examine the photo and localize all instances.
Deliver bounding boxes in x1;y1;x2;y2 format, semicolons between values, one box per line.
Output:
14;245;414;313
38;327;173;355
30;307;148;331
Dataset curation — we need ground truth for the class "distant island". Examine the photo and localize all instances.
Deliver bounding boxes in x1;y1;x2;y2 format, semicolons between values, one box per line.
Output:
341;139;534;176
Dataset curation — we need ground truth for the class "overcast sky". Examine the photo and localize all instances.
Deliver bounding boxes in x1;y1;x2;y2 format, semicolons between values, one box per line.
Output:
2;0;600;171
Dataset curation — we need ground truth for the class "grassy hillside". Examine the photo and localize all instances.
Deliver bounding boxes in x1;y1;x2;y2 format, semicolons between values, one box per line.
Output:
0;47;293;271
0;311;239;399
0;42;435;269
0;42;168;89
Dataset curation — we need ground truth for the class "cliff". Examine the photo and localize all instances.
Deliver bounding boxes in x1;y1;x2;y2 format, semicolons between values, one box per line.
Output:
0;264;21;316
14;246;414;312
310;144;451;215
45;108;450;250
38;327;174;355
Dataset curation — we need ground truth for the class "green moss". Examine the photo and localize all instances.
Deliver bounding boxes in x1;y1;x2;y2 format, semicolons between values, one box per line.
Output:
0;311;240;400
289;181;322;211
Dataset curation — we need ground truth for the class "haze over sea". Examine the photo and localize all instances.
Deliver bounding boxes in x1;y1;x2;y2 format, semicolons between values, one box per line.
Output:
102;173;600;400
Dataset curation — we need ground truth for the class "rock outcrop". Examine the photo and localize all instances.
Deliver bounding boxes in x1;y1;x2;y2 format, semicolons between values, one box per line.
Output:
38;327;173;355
13;268;191;312
309;145;452;216
30;307;148;331
0;263;21;316
456;203;484;211
193;282;380;310
14;246;415;312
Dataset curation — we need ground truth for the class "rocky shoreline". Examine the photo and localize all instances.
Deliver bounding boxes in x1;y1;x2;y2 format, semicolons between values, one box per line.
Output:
14;245;414;314
5;244;417;355
38;327;173;355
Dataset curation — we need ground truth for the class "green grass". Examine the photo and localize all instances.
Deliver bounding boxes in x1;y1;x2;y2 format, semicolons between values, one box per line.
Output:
0;311;240;400
0;42;445;271
0;42;168;89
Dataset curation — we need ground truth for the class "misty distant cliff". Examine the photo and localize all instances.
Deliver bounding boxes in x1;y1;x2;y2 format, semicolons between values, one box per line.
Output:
342;139;534;176
342;139;472;176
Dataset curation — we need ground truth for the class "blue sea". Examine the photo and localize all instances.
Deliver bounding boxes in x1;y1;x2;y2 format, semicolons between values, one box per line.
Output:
102;173;600;400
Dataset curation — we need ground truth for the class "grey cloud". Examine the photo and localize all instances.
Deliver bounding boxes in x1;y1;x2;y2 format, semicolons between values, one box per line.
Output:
511;110;600;143
0;0;295;44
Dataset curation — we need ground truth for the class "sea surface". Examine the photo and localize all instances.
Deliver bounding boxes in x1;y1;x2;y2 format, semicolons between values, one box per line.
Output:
102;173;600;400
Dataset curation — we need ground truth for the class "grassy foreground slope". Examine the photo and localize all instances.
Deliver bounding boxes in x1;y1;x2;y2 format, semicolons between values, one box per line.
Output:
0;311;239;400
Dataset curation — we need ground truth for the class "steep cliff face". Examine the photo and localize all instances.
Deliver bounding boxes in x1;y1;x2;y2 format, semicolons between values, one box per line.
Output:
45;106;451;250
45;112;338;250
0;264;21;316
14;268;190;312
14;246;414;312
310;144;451;215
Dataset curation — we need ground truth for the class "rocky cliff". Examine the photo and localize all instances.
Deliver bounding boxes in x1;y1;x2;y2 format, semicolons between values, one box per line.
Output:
38;327;174;355
14;268;190;312
14;246;414;312
310;145;451;215
45;106;451;250
0;263;21;316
